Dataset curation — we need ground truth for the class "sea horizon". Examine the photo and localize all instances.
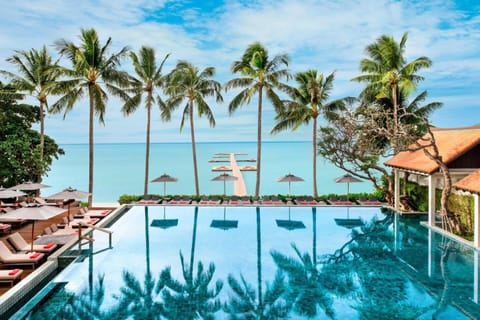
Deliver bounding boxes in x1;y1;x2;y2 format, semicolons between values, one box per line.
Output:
43;141;374;203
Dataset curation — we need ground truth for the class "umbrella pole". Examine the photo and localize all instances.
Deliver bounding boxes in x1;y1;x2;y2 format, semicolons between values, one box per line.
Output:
288;182;291;197
30;221;35;252
164;182;166;196
223;180;226;196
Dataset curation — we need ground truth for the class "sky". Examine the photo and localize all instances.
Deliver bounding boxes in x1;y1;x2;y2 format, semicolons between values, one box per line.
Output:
0;0;479;144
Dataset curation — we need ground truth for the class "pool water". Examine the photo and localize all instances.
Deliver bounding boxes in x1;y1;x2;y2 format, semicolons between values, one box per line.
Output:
14;206;480;319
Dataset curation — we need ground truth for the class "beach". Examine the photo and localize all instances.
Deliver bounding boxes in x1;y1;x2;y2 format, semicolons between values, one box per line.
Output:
42;141;373;203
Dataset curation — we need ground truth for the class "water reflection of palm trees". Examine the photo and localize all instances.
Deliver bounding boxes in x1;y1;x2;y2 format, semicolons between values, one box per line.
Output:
157;206;223;319
225;207;291;319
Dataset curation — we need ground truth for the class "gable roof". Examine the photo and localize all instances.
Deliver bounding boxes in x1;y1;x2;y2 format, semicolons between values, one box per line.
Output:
384;126;480;174
454;169;480;195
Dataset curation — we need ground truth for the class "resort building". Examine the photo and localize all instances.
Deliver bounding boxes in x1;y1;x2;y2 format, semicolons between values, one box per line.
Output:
385;125;480;246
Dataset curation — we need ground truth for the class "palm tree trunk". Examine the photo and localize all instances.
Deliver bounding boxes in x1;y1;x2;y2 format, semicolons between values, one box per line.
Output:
190;100;200;196
143;98;151;199
88;89;94;208
37;101;45;184
255;86;263;199
312;116;318;198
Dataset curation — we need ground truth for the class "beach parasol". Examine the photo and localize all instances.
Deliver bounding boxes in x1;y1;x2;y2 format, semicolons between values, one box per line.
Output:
211;173;238;195
277;173;304;196
45;186;90;200
0;188;26;199
9;181;50;191
2;204;65;252
334;173;362;200
151;174;178;196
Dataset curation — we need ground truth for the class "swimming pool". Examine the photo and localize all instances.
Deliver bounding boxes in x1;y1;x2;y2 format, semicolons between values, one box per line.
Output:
12;206;480;319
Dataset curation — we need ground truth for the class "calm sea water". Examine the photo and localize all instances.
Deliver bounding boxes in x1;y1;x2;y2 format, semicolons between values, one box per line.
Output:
42;141;374;203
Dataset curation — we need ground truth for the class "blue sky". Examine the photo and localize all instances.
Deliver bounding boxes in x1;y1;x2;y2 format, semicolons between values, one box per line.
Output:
0;0;479;144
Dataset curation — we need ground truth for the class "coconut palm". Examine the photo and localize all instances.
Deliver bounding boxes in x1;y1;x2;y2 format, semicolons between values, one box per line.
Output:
225;42;290;198
271;71;344;197
0;46;62;183
352;32;432;153
51;28;130;208
165;61;222;196
122;47;170;198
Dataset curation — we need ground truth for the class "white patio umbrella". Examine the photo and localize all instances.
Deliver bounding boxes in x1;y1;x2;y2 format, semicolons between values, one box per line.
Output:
334;173;363;200
0;189;26;199
46;186;90;200
151;174;178;196
277;173;304;196
9;181;51;191
2;204;65;252
211;173;238;195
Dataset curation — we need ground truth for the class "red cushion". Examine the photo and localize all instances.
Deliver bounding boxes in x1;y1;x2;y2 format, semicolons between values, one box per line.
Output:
29;252;41;259
8;269;21;276
43;243;55;249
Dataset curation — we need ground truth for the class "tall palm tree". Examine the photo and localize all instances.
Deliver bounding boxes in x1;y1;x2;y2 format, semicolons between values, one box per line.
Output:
122;47;170;199
51;28;130;208
165;61;222;196
271;71;344;197
225;42;290;198
352;32;432;153
0;46;62;183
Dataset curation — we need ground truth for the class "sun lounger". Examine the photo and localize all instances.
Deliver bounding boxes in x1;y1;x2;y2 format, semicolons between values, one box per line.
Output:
0;268;23;287
85;209;112;218
0;223;11;235
295;196;320;205
328;196;355;205
0;241;45;269
357;196;383;206
261;196;283;205
136;199;161;204
6;232;57;254
71;218;100;228
0;214;26;228
199;196;221;205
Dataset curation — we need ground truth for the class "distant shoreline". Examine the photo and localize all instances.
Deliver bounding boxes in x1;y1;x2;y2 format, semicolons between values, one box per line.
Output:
58;140;311;146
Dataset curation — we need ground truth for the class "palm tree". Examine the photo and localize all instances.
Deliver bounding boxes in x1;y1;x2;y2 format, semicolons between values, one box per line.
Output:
352;32;432;153
225;42;290;199
122;47;170;199
51;28;130;208
0;46;62;183
165;61;222;196
271;71;344;197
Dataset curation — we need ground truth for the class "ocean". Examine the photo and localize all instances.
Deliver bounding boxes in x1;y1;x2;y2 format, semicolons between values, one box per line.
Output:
42;141;374;203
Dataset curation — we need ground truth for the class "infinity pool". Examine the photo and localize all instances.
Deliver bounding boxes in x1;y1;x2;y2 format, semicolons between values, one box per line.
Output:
13;206;480;319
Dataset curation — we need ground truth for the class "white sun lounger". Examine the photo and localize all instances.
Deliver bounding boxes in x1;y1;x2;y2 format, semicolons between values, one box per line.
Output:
0;241;45;269
6;232;57;254
0;268;23;287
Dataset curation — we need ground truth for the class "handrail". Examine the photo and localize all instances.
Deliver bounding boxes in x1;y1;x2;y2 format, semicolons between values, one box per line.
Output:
76;222;113;250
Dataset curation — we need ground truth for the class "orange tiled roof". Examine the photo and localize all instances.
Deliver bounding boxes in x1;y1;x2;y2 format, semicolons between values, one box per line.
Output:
384;126;480;174
454;169;480;194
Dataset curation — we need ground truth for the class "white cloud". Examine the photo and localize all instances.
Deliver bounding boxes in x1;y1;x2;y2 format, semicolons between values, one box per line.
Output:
0;0;479;143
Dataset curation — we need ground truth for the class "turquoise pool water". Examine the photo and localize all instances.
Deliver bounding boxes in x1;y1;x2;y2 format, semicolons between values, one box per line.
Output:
14;206;480;319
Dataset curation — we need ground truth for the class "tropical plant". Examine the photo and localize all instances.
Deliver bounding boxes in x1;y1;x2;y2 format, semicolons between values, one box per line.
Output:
352;32;432;153
165;61;222;196
0;46;62;182
271;70;344;197
0;82;63;186
225;42;290;198
122;47;170;198
51;28;130;208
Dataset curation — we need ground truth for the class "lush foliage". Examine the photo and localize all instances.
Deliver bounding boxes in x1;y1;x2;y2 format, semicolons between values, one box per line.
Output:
0;84;63;186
